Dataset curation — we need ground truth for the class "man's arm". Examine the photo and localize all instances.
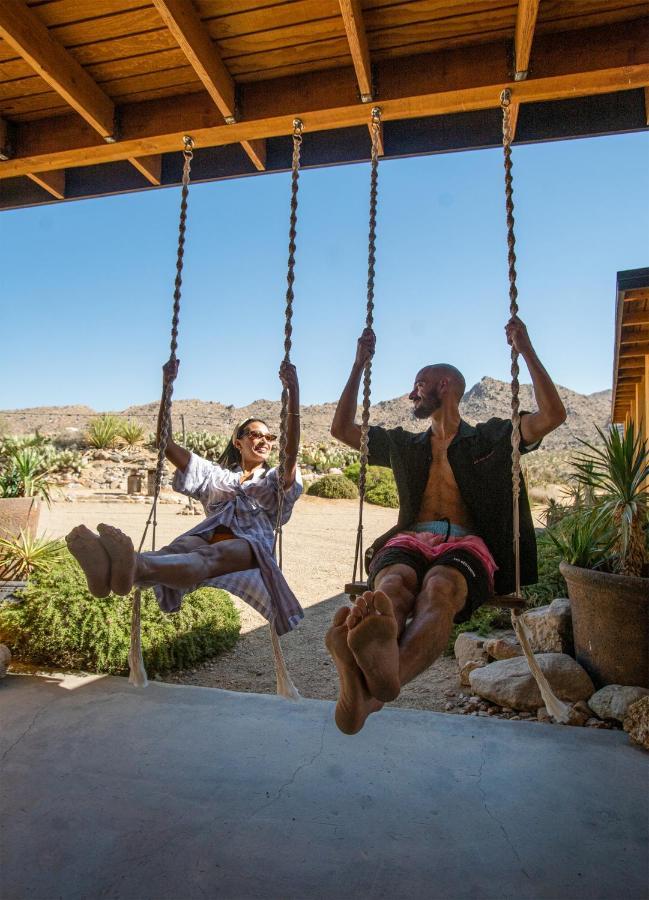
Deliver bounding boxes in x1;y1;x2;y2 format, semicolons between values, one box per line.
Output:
156;359;191;471
506;317;567;446
279;360;300;488
331;328;375;450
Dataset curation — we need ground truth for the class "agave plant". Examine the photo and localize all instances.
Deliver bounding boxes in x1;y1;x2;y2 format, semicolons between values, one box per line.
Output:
86;414;121;449
119;419;145;446
573;422;648;576
0;530;66;580
0;447;53;504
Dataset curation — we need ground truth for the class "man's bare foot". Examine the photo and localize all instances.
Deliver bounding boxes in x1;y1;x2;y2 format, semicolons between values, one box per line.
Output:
97;524;136;596
325;607;383;735
65;525;111;598
347;590;400;702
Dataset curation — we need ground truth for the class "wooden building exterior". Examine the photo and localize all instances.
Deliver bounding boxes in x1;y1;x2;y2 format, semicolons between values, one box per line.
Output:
0;1;648;210
612;268;649;445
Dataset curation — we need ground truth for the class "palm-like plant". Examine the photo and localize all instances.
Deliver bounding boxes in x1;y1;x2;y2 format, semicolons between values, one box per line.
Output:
0;530;66;580
0;447;53;504
573;422;648;576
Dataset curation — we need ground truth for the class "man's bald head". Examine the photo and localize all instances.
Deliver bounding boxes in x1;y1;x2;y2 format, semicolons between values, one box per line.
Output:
410;364;466;418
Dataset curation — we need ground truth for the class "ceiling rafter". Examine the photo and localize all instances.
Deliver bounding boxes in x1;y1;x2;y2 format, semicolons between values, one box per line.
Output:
128;154;162;186
27;170;65;200
151;0;266;171
338;0;384;156
508;0;541;141
0;0;165;184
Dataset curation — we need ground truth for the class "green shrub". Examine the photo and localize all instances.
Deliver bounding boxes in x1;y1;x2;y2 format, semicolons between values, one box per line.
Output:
446;606;508;654
344;463;398;508
0;554;240;675
307;474;359;500
119;419;145;446
301;443;359;473
87;414;121;449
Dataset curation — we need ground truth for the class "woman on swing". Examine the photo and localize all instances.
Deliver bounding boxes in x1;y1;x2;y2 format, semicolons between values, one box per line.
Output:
66;358;304;636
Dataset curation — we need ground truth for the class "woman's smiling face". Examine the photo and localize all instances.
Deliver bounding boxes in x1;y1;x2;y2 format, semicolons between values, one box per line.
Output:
234;421;276;468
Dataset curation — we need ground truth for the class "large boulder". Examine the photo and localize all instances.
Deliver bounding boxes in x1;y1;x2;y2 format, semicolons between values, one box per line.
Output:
589;685;649;722
0;644;11;678
523;598;573;654
469;653;594;712
624;696;649;751
454;632;488;685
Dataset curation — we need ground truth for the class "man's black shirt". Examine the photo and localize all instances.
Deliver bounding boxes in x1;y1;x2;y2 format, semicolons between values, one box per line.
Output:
366;417;540;595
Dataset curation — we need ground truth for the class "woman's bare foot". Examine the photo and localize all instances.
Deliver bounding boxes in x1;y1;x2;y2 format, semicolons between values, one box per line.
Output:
325;607;383;735
97;524;136;595
65;525;111;598
347;590;400;702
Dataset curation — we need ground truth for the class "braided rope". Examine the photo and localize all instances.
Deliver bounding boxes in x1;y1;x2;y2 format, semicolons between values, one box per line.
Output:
500;90;521;595
129;136;194;688
353;107;382;583
500;91;570;724
274;119;303;568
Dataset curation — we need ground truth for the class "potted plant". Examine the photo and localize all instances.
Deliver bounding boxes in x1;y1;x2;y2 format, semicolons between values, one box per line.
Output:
0;443;53;540
556;422;648;688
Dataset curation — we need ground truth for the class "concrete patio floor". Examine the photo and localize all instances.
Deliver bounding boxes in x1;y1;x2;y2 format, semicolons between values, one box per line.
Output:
1;674;647;900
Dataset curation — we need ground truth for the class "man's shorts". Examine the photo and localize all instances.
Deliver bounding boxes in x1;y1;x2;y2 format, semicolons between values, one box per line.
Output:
367;535;495;624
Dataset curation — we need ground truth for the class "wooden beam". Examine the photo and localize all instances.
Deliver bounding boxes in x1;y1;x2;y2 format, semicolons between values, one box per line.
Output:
0;118;12;160
26;170;64;199
128;155;162;186
621;333;649;345
514;0;541;79
618;375;643;384
1;20;648;181
620;342;649;356
619;368;646;378
151;0;265;170
619;356;645;368
0;0;115;140
339;0;373;102
623;311;649;327
151;0;235;121
645;86;649;125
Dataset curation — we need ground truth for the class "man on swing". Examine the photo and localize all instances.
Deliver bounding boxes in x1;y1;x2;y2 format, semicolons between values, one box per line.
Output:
326;317;566;734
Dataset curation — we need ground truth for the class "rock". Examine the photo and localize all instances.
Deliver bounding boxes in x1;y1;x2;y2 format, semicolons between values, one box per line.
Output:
468;653;595;712
588;685;649;722
623;696;649;751
454;632;488;685
0;644;11;678
484;635;522;661
537;706;552;723
522;598;573;654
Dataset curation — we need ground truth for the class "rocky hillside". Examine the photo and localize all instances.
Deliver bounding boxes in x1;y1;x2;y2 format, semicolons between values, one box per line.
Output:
1;378;611;451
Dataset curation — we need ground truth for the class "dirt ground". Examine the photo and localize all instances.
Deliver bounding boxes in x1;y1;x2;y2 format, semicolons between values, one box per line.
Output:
40;495;463;712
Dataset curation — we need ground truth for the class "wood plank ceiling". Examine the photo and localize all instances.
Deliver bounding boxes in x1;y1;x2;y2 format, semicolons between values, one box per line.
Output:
0;0;648;207
613;272;649;425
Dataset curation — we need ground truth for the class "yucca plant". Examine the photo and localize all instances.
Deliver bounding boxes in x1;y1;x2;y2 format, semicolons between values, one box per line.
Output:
86;414;121;449
547;508;615;570
0;447;53;504
573;422;648;576
119;419;145;446
0;530;66;580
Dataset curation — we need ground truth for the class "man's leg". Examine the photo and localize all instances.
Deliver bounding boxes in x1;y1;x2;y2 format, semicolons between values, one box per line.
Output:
397;566;468;687
325;563;418;733
345;564;419;702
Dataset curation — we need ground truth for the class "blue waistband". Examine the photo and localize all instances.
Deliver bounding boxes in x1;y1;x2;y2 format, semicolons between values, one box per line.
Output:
413;520;469;538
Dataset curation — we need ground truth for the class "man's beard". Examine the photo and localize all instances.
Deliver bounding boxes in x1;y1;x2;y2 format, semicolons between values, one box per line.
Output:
412;389;441;419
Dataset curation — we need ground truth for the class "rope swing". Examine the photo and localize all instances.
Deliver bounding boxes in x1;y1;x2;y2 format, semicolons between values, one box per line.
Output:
270;118;304;702
499;89;571;724
128;135;194;688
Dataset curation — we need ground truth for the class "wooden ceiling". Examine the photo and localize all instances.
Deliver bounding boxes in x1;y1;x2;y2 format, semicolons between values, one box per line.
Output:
612;269;649;424
1;0;648;208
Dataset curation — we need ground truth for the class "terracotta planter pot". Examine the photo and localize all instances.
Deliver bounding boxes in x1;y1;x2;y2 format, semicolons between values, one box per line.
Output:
560;561;649;689
0;497;41;540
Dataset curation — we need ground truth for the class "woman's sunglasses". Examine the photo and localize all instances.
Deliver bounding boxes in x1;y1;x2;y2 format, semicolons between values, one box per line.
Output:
241;429;277;442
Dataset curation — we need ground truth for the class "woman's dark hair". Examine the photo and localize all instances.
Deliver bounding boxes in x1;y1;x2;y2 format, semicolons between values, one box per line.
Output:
217;417;271;471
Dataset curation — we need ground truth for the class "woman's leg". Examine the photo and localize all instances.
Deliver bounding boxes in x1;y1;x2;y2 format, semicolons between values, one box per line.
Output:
135;538;256;589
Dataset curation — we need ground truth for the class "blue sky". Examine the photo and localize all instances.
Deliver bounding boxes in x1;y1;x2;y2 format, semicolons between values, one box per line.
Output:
1;129;647;411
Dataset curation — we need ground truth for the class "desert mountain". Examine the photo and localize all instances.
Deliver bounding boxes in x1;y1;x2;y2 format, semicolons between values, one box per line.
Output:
2;378;611;451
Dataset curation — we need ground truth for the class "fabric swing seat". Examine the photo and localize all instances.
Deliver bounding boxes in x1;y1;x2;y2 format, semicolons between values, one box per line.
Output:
343;580;527;610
